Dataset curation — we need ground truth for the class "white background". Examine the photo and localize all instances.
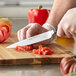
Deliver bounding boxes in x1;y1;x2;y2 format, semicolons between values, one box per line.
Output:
0;0;53;18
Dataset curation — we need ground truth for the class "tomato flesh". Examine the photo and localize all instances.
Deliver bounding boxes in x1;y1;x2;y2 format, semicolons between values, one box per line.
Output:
33;45;54;55
16;45;53;55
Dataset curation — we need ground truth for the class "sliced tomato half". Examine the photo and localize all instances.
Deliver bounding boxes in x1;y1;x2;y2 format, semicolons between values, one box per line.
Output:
0;30;4;42
0;24;11;42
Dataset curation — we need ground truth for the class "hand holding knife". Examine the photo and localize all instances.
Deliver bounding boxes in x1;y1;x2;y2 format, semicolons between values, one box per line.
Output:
6;29;57;48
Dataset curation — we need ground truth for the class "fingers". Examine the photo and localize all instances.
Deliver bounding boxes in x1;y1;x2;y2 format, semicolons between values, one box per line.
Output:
17;25;30;41
57;23;65;37
20;25;30;40
62;24;72;38
57;23;73;38
69;27;76;37
33;39;51;46
57;18;73;38
26;24;41;38
17;30;21;41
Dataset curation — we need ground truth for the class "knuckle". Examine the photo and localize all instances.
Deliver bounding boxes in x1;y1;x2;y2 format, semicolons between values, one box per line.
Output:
64;26;69;30
74;34;76;37
73;31;76;37
26;30;31;38
70;28;74;33
74;31;76;34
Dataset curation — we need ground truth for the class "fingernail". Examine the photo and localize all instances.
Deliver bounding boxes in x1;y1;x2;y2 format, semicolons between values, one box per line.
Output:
57;32;61;37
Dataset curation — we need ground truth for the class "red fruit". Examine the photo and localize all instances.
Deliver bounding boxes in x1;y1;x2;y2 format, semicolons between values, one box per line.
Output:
60;57;76;76
33;45;54;55
0;18;12;43
28;8;50;26
38;50;43;55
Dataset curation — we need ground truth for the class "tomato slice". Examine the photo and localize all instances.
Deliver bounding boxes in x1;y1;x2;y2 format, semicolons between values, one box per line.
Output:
1;28;8;40
0;25;9;32
16;45;34;51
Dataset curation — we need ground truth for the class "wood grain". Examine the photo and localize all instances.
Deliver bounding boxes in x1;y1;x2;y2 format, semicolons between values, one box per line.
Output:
0;33;75;65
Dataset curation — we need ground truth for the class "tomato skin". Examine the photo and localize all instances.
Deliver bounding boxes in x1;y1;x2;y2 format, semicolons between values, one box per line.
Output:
0;25;10;42
16;45;34;51
60;57;76;76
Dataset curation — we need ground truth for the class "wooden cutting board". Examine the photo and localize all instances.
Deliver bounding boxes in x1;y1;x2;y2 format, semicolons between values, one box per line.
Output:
0;33;75;65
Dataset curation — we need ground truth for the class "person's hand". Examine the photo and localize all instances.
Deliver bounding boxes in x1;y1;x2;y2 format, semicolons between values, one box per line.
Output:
57;8;76;38
17;23;55;45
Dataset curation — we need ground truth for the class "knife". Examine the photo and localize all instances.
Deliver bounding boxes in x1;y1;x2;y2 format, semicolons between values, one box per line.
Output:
6;29;57;48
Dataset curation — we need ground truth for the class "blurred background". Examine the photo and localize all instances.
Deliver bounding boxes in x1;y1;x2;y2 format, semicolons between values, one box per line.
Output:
0;0;53;18
0;0;53;32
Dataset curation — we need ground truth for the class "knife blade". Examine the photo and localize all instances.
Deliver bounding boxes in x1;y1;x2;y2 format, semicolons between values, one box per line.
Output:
6;29;57;48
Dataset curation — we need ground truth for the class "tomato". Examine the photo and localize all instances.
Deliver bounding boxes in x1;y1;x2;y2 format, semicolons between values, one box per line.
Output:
16;45;34;51
60;57;76;76
38;50;43;55
33;49;39;54
43;50;53;55
33;45;54;55
0;25;10;42
0;18;12;42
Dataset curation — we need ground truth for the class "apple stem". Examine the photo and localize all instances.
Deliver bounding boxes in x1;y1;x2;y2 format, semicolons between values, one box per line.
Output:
38;5;43;9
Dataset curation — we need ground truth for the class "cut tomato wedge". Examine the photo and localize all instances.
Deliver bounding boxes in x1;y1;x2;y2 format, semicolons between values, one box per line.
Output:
16;45;34;51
